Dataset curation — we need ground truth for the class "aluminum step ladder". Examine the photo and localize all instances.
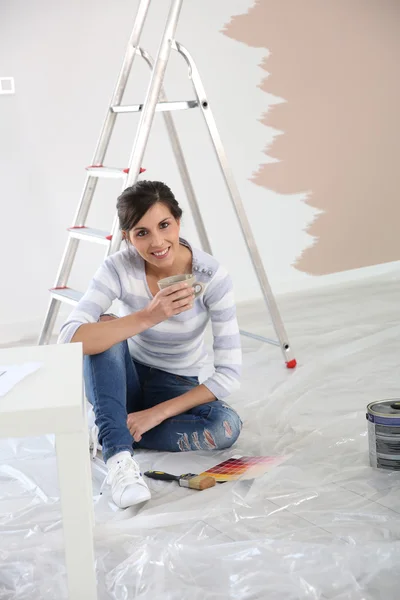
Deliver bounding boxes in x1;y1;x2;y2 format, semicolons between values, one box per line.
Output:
38;0;297;369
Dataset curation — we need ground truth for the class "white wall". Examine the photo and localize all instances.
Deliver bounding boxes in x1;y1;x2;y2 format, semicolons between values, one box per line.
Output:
1;0;395;344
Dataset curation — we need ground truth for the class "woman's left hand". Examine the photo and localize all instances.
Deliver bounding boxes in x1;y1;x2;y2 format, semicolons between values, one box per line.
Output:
127;407;166;442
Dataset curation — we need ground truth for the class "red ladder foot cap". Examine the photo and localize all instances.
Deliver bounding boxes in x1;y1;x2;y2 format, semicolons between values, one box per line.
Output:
286;359;297;369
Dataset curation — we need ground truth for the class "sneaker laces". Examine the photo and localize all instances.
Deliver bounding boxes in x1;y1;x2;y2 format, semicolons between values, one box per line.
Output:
106;456;141;486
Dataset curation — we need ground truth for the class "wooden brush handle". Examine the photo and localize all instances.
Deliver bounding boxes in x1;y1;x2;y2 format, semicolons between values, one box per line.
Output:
187;475;216;490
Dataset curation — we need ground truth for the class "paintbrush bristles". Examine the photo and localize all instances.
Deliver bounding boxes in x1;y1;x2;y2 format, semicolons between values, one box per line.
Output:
187;475;216;490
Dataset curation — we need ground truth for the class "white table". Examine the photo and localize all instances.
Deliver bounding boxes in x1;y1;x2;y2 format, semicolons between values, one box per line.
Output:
0;342;97;600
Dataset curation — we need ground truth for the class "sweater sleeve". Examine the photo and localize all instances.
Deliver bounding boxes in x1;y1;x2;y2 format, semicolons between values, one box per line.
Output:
57;257;122;344
201;265;242;399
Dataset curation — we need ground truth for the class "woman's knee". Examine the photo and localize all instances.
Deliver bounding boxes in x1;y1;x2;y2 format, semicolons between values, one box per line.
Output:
84;339;128;366
83;340;130;391
83;340;133;408
206;403;242;450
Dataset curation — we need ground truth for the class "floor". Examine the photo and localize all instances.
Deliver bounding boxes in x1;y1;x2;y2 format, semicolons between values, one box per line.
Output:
1;270;400;599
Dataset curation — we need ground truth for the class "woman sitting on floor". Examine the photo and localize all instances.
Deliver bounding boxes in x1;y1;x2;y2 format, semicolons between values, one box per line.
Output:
59;180;242;508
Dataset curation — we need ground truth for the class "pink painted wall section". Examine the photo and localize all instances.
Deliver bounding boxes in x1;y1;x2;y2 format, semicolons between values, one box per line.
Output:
223;1;400;276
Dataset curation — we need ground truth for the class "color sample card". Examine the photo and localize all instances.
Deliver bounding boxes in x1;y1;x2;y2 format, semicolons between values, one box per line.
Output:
199;454;285;482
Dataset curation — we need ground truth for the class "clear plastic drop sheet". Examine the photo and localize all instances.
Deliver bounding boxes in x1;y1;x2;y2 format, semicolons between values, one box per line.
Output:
1;271;400;599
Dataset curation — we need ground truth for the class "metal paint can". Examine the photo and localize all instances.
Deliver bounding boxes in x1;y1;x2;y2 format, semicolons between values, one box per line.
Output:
366;399;400;470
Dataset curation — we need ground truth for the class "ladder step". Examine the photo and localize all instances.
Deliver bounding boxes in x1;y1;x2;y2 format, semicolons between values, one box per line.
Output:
86;165;129;179
68;226;111;245
85;165;146;178
50;287;83;306
111;100;198;113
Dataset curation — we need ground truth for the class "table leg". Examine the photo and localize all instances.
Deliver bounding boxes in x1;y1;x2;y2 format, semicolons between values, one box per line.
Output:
56;429;97;600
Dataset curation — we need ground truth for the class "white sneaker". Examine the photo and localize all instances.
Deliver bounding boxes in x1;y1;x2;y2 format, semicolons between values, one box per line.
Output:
106;453;151;509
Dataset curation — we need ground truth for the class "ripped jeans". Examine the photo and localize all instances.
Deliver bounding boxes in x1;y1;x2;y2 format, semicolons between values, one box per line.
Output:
83;340;242;462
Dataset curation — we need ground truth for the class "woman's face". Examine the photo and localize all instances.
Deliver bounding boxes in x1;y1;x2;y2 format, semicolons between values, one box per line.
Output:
126;202;181;270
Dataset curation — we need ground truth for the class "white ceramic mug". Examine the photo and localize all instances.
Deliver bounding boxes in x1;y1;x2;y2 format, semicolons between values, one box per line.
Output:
157;273;204;298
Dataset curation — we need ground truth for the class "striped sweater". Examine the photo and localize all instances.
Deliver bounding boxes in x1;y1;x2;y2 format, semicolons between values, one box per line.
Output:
58;239;241;399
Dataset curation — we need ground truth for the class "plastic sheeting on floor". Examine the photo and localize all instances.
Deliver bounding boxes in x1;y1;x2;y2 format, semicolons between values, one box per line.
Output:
1;270;400;599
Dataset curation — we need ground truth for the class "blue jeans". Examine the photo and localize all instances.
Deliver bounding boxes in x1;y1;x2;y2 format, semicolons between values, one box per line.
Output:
83;340;242;462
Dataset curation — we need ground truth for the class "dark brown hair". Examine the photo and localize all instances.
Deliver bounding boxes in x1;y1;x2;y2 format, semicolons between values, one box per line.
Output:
116;180;183;232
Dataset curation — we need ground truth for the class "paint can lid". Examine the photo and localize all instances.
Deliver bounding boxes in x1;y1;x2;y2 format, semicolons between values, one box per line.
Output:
367;399;400;416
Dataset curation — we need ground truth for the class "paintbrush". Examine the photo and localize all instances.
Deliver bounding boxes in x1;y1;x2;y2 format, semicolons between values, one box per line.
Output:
144;470;216;490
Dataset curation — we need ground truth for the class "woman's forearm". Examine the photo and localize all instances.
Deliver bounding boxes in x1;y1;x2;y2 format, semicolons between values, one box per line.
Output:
71;310;153;355
158;384;216;420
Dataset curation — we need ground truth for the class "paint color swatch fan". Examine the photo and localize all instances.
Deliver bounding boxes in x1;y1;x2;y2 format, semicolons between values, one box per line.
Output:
145;455;285;490
199;455;285;482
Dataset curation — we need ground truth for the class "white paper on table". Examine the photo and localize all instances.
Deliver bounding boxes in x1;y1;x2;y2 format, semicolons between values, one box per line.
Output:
0;362;43;397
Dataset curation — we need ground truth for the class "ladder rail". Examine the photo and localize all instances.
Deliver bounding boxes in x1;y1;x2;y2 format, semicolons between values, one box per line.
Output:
136;47;212;256
92;0;151;166
109;0;184;255
173;41;294;364
38;0;151;345
75;0;150;229
38;297;62;346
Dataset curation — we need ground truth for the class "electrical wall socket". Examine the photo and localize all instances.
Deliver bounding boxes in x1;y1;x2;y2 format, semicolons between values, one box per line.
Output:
0;77;15;95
